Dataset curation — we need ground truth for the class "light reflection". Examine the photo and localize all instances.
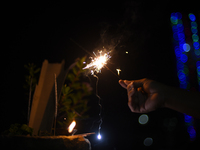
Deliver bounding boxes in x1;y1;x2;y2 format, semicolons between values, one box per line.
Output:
138;114;149;125
143;137;153;146
183;43;190;52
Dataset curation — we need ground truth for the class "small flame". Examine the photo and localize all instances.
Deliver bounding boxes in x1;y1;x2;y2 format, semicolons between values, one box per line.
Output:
68;120;76;133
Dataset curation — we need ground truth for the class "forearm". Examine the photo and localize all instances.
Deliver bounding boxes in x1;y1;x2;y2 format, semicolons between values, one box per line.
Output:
164;85;200;118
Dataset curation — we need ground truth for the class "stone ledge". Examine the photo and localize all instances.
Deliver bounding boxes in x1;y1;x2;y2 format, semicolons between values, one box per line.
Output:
1;135;91;150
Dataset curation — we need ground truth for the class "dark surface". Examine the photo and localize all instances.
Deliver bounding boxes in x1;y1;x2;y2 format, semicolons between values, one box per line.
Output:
1;135;91;150
1;1;200;149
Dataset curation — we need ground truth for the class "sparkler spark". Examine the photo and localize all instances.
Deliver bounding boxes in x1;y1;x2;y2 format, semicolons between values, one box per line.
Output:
116;69;121;76
83;50;111;75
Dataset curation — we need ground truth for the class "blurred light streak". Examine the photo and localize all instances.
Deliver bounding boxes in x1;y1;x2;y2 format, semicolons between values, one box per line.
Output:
171;12;199;141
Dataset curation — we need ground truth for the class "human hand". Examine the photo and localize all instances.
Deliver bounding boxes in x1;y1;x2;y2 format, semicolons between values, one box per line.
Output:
119;78;166;113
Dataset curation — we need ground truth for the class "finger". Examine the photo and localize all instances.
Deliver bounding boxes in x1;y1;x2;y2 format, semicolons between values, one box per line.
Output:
124;80;133;85
127;82;134;92
128;94;140;112
128;89;134;112
128;88;147;113
128;88;139;112
137;90;147;112
119;80;128;89
133;91;140;112
128;87;135;99
137;87;148;110
127;79;146;92
133;79;146;87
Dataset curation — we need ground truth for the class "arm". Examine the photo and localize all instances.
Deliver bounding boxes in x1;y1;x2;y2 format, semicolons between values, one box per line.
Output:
119;79;200;118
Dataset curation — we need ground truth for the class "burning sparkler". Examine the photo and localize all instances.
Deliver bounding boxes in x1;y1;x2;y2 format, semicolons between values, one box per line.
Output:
82;49;121;140
83;50;111;75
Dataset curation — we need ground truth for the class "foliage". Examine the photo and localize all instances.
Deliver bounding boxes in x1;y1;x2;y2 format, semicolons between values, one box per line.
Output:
23;63;40;124
57;57;92;128
3;123;33;136
23;63;40;92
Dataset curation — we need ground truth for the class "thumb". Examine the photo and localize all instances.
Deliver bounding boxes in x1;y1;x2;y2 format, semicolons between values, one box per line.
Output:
119;80;132;89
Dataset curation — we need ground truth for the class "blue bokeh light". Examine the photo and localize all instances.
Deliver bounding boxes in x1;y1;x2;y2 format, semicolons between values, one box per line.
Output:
191;22;197;28
194;48;200;56
180;54;188;63
197;61;200;67
176;12;182;19
183;43;190;52
180;83;188;89
170;16;178;24
197;66;200;75
192;34;199;42
188;13;196;21
177;60;184;69
175;48;181;57
193;42;199;48
177;19;183;27
178;33;185;40
191;27;198;34
172;12;198;141
172;25;178;31
184;115;193;123
187;126;196;141
178;71;186;81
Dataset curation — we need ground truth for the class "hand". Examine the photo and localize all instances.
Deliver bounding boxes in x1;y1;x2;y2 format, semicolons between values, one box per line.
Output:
119;78;166;113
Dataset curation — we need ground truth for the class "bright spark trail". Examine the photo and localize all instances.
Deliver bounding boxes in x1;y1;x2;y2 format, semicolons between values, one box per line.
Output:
83;50;111;75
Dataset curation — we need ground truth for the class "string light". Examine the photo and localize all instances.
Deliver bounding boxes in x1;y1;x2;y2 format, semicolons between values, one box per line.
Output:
189;13;200;88
171;12;199;141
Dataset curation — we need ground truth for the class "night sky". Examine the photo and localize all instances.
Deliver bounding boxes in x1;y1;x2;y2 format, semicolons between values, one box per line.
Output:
1;1;200;149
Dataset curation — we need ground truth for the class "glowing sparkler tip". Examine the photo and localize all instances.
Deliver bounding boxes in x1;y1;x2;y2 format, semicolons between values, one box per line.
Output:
97;133;102;140
83;50;111;75
116;68;121;76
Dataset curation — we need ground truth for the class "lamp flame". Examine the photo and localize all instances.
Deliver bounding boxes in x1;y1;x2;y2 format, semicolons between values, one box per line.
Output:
68;120;76;133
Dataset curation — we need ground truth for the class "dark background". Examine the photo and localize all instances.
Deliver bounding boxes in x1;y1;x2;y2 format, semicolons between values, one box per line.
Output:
1;1;200;149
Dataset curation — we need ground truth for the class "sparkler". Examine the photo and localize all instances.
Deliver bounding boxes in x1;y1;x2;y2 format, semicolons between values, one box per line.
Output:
83;50;111;75
82;49;121;140
71;39;121;140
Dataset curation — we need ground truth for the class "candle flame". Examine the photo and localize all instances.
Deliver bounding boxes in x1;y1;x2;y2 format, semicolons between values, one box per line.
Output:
68;120;76;133
83;50;111;75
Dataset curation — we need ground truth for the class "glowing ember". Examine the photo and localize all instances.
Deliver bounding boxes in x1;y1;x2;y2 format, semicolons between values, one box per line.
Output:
97;133;101;140
116;69;121;76
83;50;111;75
68;120;76;133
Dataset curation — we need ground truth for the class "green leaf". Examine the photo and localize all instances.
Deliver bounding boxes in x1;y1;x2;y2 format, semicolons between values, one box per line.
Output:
34;68;40;74
80;56;86;64
72;67;77;75
67;73;75;82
